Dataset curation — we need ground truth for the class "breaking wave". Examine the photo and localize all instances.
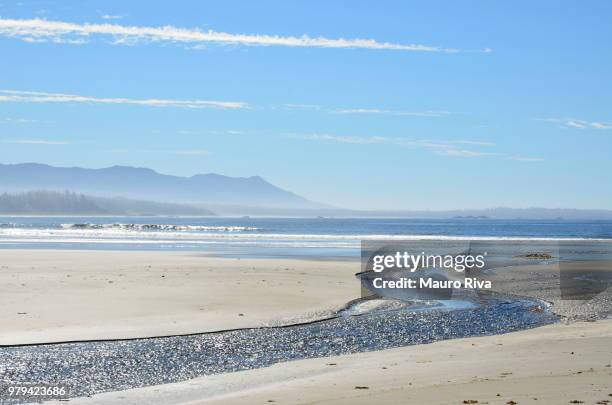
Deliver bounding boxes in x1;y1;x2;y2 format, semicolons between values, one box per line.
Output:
59;223;259;232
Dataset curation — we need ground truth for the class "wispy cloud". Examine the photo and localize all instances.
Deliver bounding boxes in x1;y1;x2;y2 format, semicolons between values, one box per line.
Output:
438;148;493;157
0;117;37;123
302;134;495;157
177;129;243;135
284;104;453;118
332;108;451;117
0;89;248;109
591;122;612;129
303;133;543;161
566;119;588;129
172;149;210;156
0;18;491;53
451;140;494;146
282;104;324;111
303;134;381;144
5;139;68;145
538;117;612;130
101;14;124;21
507;156;544;162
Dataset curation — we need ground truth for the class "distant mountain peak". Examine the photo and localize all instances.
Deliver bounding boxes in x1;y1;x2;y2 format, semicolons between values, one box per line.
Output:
0;162;325;209
105;165;157;174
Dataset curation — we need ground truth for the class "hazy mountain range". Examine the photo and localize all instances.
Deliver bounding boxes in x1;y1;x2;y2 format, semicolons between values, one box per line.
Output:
0;190;214;216
0;163;324;209
1;162;612;219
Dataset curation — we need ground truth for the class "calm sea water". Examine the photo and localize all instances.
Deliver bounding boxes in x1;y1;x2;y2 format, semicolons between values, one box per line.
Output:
1;216;611;257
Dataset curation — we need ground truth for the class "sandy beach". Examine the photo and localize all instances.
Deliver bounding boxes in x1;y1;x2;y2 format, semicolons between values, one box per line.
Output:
0;250;359;345
1;249;611;405
2;250;609;347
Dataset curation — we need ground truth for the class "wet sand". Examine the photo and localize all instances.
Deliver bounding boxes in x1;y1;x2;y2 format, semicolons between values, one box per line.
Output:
74;320;612;405
485;260;612;320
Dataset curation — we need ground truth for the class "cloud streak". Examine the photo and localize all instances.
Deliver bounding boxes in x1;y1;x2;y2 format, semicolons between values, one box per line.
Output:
539;118;612;130
0;89;248;109
0;18;491;53
101;14;124;21
591;122;612;129
172;149;210;156
302;134;496;157
284;104;453;118
507;156;544;162
0;117;37;123
303;133;543;161
332;108;451;117
5;139;68;145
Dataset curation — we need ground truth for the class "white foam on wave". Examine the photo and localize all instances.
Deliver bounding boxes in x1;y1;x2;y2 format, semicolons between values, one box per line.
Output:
0;227;605;242
60;223;259;232
0;237;358;248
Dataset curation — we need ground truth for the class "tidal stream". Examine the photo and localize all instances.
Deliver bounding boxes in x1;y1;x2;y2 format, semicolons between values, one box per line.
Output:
0;293;557;403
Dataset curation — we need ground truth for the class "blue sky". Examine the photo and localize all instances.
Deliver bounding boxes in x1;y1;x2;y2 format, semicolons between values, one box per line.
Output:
0;0;611;210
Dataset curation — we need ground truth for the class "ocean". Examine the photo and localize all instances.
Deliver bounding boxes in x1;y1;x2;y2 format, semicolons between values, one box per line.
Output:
1;216;612;258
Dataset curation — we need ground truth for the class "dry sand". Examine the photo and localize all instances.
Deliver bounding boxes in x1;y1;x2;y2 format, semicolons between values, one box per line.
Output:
0;250;359;345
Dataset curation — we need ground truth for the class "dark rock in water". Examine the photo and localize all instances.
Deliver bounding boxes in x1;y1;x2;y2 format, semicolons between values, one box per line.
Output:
516;252;554;259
